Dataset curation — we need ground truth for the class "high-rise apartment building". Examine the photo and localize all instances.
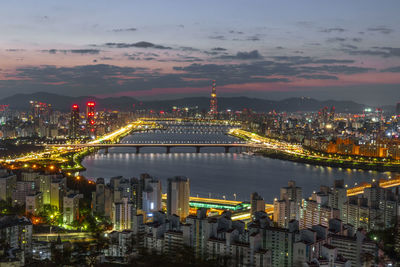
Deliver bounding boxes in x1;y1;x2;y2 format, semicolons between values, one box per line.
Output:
273;181;302;228
63;194;81;224
92;178;113;218
69;104;80;138
113;197;135;230
142;177;162;216
167;176;190;221
0;173;17;201
250;192;265;217
25;192;43;215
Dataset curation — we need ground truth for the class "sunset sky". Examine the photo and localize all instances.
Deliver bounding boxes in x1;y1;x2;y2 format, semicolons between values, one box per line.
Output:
1;0;400;105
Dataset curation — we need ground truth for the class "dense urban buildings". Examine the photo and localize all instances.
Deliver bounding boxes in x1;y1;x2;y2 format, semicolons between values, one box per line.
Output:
1;1;400;265
0;157;399;265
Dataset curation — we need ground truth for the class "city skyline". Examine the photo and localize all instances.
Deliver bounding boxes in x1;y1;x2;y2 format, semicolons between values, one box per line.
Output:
0;1;400;105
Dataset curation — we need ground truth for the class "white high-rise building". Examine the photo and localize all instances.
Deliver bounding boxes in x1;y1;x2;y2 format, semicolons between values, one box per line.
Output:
142;179;162;216
113;197;135;230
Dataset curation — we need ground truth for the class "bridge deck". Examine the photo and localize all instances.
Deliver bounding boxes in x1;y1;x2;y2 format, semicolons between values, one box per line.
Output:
48;143;260;148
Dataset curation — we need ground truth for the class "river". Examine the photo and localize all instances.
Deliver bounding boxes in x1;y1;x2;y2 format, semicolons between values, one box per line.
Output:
82;123;393;202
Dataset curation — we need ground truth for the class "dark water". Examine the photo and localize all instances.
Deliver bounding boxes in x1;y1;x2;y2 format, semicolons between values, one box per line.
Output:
82;124;393;202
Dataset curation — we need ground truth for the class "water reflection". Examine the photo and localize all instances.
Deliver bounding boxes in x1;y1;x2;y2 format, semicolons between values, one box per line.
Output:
82;124;394;202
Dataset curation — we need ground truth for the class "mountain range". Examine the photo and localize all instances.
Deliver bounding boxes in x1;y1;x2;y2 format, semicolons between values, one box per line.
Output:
0;92;393;113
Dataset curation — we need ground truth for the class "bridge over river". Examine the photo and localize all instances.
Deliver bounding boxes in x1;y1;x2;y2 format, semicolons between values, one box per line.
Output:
48;141;262;154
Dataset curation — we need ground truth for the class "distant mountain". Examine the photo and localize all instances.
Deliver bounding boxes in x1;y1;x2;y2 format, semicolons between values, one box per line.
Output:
0;92;369;113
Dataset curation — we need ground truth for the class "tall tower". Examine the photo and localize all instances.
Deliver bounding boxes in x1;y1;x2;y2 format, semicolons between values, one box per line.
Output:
209;80;217;115
69;104;80;138
86;101;96;137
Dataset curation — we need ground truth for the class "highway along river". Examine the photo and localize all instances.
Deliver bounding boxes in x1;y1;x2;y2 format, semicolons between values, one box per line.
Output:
82;122;392;202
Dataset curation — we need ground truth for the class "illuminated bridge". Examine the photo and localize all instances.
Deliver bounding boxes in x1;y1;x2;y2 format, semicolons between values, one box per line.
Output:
47;141;262;154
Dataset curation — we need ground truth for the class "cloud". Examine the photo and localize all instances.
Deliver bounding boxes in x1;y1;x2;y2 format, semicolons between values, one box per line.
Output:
352;38;362;42
367;26;394;34
247;35;261;41
179;46;200;52
320;27;346;33
381;66;400;72
41;49;101;54
218;50;263;60
212;47;227;51
0;54;377;99
229;30;244;34
104;41;171;49
341;44;358;50
327;37;347;43
343;46;400;58
5;49;26;52
298;74;339;80
272;56;354;65
112;28;137;32
299;65;373;75
209;35;226;40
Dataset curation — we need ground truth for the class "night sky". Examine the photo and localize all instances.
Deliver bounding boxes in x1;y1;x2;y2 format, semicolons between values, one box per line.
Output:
1;0;399;105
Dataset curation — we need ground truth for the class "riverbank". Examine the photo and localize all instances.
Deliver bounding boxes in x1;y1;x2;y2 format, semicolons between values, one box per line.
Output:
230;130;400;173
61;126;162;172
257;148;400;172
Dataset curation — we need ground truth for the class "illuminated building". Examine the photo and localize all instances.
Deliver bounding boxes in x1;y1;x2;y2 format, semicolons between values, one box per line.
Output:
38;174;51;205
86;101;96;137
342;182;399;231
0;105;9;124
92;178;113;218
188;197;250;211
63;194;81;224
251;192;265;217
142;178;162;216
330;229;377;267
30;101;52;121
209;80;217;116
274;181;302;228
69;104;80;138
0;215;33;264
167;176;190;221
249;218;298;267
50;179;65;210
12;181;36;206
299;199;340;229
113;197;135;230
36;174;65;209
184;209;210;257
395;206;400;254
0;173;17;201
25;192;43;215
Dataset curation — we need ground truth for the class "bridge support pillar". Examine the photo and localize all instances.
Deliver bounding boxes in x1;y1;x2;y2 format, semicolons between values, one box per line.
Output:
225;146;230;153
136;146;140;154
166;146;171;154
104;147;108;154
196;147;201;153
